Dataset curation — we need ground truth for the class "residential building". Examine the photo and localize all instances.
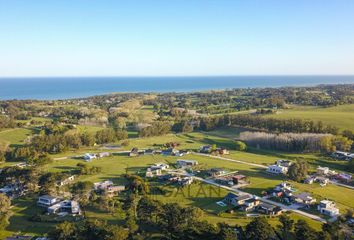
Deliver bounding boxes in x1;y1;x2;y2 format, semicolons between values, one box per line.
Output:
317;200;339;217
146;168;162;178
267;164;288;174
276;159;292;167
37;195;60;207
200;145;212;153
98;152;110;158
207;168;226;177
176;159;198;168
47;200;81;215
129;148;139;157
317;166;329;175
84;153;96;161
292;192;316;205
94;180;114;190
257;203;282;215
151;163;169;171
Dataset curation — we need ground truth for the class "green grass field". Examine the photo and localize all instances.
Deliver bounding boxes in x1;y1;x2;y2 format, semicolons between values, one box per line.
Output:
0;128;34;147
1;131;352;237
265;104;354;131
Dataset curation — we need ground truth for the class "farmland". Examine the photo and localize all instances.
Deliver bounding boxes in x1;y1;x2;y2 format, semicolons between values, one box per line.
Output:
265;104;354;131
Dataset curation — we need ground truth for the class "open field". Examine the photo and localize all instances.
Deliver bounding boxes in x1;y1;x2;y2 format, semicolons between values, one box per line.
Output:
265;104;354;131
0;128;33;147
1;131;353;237
3;152;323;238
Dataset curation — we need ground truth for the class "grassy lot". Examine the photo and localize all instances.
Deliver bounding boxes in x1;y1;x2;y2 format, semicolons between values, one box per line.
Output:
0;128;34;147
265;104;354;131
1;131;352;237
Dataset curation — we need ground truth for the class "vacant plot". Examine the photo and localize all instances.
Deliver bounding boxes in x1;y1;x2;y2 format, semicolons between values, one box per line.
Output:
0;128;33;147
265;104;354;131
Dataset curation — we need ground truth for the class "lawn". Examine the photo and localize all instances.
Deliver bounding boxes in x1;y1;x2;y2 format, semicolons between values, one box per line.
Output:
0;128;34;147
265;104;354;131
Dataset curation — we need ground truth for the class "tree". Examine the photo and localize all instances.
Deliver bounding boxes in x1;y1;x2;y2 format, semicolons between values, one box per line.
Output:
48;221;78;240
217;223;238;240
277;214;294;240
0;193;11;230
288;159;308;182
106;225;129;240
322;221;341;240
0;151;6;163
294;220;316;240
235;141;247;151
245;217;275;240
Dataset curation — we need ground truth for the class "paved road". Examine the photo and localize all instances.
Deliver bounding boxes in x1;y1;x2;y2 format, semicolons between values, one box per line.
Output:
192;175;327;223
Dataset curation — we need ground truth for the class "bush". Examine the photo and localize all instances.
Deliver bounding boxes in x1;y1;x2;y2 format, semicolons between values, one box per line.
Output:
235;141;247;151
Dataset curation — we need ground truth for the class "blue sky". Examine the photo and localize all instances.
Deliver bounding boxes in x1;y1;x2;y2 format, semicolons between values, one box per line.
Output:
0;0;354;77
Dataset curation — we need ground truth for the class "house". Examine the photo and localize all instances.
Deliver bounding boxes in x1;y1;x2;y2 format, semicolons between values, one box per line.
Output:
257;203;282;215
317;166;329;175
98;152;110;158
0;185;15;196
37;195;60;207
292;192;316;205
334;173;352;183
129;148;139;157
144;149;155;155
241;198;260;211
5;235;33;240
267;164;288;175
217;147;230;155
305;176;315;184
106;185;125;197
317;200;339;217
84;153;97;161
151;163;169;171
314;176;329;186
178;177;193;186
215;176;234;186
276;159;292;167
57;175;75;186
161;147;180;156
223;192;253;206
207;168;226;177
331;151;353;161
200;145;212;153
146;168;162;178
94;180;114;190
272;182;295;198
47;200;81;215
176;159;198;168
224;192;239;205
232;175;247;185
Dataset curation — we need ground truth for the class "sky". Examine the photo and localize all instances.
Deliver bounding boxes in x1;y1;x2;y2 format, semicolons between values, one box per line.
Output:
0;0;354;77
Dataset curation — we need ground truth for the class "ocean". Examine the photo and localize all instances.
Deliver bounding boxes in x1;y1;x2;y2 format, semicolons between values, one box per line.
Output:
0;76;353;100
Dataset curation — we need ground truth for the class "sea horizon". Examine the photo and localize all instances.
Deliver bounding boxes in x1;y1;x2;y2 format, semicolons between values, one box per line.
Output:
1;75;354;100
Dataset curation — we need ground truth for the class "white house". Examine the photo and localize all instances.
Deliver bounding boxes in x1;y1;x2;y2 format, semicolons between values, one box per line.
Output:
267;164;288;174
98;152;110;158
317;200;339;217
94;180;114;190
176;159;198;168
151;163;169;171
37;195;60;207
84;153;97;161
47;200;81;215
317;166;329;175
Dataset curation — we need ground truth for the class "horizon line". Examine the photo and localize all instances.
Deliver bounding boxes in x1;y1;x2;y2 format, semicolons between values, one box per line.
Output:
1;74;354;79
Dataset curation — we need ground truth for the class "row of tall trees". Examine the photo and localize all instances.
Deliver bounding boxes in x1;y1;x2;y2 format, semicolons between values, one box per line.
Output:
238;131;353;152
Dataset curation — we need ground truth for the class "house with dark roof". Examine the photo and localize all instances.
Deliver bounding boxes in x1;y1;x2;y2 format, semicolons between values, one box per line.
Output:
257;203;282;215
